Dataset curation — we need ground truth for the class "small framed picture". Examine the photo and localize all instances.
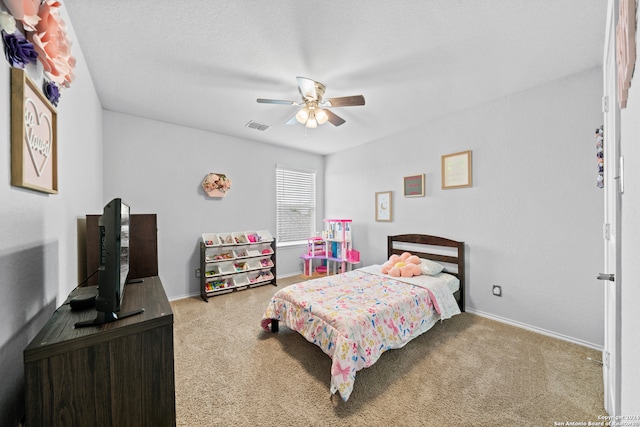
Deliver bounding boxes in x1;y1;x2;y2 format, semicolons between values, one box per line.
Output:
403;174;425;197
442;150;472;189
375;191;392;222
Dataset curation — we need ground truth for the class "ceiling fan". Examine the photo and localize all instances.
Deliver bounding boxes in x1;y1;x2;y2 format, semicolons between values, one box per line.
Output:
257;77;365;128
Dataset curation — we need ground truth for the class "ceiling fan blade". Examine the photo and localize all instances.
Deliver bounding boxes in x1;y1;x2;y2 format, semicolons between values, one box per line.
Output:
325;95;365;107
285;115;298;125
297;77;326;101
324;109;346;127
257;98;297;105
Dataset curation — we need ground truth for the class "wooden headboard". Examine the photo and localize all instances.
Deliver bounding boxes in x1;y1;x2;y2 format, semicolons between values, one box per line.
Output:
387;234;465;312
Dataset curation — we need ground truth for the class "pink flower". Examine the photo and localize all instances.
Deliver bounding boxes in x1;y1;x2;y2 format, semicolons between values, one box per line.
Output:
27;0;75;87
2;0;40;31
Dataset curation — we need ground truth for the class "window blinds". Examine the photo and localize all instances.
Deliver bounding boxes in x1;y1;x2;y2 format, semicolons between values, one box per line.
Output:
276;167;316;244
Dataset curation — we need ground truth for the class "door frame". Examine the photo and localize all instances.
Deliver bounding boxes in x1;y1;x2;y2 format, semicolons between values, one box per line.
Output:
602;0;622;416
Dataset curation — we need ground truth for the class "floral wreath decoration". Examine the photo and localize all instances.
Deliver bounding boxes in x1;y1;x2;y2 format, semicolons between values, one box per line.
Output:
1;0;76;107
202;173;232;198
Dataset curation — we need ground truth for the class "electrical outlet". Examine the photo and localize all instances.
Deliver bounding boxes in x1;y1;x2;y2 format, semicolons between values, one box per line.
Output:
492;285;502;297
195;268;201;278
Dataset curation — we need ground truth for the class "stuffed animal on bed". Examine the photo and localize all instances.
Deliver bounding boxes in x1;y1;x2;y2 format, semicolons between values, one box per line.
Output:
381;252;422;277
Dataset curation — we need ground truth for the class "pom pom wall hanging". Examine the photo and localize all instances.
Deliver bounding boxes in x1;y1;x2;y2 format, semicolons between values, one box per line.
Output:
202;173;231;198
595;125;604;189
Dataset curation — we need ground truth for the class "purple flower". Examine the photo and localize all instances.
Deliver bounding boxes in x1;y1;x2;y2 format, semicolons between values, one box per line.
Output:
2;30;38;69
44;80;60;107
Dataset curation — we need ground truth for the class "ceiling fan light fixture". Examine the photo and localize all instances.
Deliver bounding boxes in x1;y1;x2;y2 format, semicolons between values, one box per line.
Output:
315;108;329;125
296;107;309;124
306;111;318;128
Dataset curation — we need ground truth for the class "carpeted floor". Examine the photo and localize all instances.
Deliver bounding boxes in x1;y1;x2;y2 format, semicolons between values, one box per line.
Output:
171;275;606;426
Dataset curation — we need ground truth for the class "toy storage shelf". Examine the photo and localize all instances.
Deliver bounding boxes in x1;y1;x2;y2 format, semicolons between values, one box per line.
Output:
200;230;276;302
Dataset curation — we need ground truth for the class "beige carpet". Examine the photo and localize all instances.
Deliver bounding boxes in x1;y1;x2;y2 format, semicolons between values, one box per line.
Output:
171;275;606;426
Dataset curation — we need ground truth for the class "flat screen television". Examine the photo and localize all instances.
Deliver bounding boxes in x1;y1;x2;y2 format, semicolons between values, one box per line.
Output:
75;198;144;328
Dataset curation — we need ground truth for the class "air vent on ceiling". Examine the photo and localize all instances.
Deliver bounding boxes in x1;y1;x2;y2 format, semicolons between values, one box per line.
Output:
245;121;269;131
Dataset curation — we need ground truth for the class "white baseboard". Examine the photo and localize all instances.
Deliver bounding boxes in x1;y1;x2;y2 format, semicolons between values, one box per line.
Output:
169;292;200;301
170;278;292;302
465;308;603;351
276;272;303;279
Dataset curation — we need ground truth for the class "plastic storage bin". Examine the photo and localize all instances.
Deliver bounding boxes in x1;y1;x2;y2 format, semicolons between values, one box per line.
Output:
232;232;249;244
217;232;234;245
218;262;235;275
205;248;235;262
202;233;220;247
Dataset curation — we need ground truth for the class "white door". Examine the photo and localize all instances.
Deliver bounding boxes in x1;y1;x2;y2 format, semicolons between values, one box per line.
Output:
601;0;622;416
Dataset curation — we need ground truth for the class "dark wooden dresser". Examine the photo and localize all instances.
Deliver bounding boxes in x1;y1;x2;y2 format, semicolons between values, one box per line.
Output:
24;276;175;427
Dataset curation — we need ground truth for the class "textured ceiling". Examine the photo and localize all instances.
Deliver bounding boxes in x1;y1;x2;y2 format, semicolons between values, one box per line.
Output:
63;0;606;155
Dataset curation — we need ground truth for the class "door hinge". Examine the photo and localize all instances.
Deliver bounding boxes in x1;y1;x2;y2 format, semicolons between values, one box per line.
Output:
603;351;610;368
603;223;610;240
602;95;609;113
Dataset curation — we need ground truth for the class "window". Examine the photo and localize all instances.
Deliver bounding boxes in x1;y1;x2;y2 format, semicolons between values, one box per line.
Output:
276;166;316;246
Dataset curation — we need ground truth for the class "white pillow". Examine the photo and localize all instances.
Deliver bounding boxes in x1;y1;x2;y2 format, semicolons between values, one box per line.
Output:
420;258;444;276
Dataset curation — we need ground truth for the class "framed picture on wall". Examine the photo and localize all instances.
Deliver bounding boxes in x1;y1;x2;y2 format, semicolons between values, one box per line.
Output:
403;174;425;197
375;191;393;222
442;150;472;189
11;68;58;194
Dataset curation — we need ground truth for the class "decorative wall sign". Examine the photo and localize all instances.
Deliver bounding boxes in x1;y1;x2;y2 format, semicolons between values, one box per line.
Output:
442;150;472;189
11;68;58;194
403;174;425;197
616;0;636;108
375;191;393;222
202;173;232;197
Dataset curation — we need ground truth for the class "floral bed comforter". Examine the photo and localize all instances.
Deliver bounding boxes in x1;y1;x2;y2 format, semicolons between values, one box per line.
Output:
260;266;461;401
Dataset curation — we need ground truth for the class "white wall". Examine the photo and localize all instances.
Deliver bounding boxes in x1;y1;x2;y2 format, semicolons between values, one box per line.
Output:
102;111;324;299
619;23;640;414
325;68;604;347
0;4;103;425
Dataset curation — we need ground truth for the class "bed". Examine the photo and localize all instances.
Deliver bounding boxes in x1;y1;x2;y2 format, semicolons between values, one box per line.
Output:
260;234;465;401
